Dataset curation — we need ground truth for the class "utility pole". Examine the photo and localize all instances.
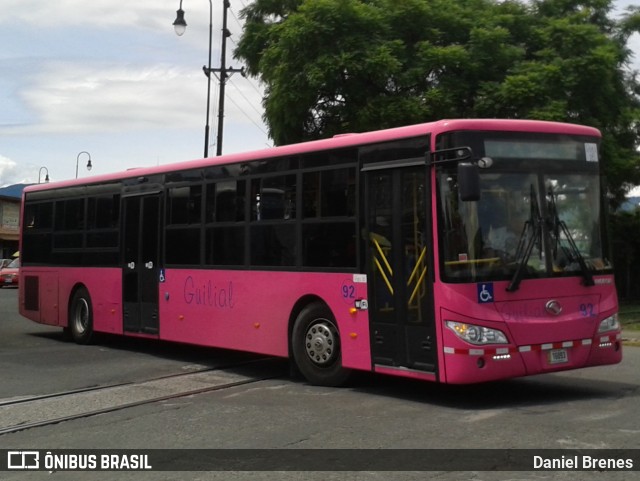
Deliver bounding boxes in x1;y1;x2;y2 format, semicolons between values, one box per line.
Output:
204;0;244;156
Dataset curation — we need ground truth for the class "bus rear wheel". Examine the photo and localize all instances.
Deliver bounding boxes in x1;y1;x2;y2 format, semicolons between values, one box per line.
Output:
292;302;351;386
69;287;94;345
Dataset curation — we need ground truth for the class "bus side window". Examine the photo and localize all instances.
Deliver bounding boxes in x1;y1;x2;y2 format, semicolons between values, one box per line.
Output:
252;175;296;221
208;181;245;223
167;185;202;225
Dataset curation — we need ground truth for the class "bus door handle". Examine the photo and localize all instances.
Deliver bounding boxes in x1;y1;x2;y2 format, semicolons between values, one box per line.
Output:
145;261;154;269
127;262;135;269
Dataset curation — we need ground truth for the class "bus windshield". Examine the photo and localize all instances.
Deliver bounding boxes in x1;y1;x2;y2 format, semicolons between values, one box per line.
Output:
438;143;612;284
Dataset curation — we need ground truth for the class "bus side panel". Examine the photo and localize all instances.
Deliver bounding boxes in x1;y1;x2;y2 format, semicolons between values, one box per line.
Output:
19;269;60;326
158;270;372;371
60;268;123;335
20;267;123;335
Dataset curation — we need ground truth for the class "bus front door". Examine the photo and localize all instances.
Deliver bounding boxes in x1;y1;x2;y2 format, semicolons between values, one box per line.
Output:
365;166;437;373
122;194;161;334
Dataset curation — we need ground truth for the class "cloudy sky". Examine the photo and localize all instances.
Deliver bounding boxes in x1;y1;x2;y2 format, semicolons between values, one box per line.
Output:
1;0;638;186
0;0;270;185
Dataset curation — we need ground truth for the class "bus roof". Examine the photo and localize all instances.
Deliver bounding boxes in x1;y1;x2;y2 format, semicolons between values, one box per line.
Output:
24;119;601;194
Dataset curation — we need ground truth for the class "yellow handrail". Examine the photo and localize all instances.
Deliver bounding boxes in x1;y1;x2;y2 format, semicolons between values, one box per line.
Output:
408;265;428;305
406;246;427;287
372;238;393;276
374;257;394;295
445;257;500;266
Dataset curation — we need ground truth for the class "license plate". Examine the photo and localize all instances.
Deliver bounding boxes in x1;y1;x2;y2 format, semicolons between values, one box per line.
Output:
548;349;568;364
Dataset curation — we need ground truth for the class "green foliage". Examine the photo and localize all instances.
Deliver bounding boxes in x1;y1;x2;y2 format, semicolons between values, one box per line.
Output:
235;0;640;203
610;209;640;299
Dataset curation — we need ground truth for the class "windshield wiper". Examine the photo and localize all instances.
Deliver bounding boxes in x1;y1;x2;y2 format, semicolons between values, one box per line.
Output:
546;186;595;286
507;184;542;292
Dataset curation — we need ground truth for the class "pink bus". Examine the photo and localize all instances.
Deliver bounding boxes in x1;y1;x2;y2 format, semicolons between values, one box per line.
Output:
19;119;622;385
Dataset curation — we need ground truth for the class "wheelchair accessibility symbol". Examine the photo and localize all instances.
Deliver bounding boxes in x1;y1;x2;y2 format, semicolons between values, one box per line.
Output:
477;283;494;303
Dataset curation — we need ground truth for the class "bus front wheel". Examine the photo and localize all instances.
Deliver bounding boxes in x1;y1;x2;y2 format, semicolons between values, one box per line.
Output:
69;287;94;345
292;302;351;386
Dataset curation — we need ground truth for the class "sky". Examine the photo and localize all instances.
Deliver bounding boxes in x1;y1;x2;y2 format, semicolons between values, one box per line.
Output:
0;0;271;186
0;0;638;187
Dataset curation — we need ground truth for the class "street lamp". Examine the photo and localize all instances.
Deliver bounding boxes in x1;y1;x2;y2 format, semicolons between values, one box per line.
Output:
76;151;92;179
172;1;187;36
38;167;49;184
173;0;213;158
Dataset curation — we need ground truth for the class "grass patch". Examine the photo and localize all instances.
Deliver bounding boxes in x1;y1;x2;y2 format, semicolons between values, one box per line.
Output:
619;301;640;330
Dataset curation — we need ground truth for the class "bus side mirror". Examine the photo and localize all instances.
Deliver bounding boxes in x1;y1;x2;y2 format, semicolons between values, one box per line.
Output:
458;162;480;201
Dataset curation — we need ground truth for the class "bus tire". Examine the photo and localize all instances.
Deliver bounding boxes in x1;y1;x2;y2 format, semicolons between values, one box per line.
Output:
292;302;351;387
69;287;95;345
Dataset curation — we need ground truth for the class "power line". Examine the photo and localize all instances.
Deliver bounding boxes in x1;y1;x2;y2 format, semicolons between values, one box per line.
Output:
228;77;264;118
225;93;270;139
235;0;249;11
204;0;244;156
228;6;244;32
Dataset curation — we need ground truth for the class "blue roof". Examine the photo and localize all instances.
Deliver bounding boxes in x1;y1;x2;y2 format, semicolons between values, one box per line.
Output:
0;183;31;199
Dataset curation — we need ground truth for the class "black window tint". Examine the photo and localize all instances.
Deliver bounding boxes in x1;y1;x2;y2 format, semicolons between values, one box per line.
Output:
22;233;52;264
24;202;53;229
325;169;355;216
250;225;296;266
166;170;203;183
206;181;246;223
302;148;357;168
303;168;355;218
87;231;119;248
244;156;299;175
205;227;245;265
53;233;83;249
302;172;320;217
251;175;296;221
55;198;85;230
359;136;429;165
88;195;120;229
302;223;356;268
168;185;202;225
205;184;215;222
166;228;201;265
25;187;121;266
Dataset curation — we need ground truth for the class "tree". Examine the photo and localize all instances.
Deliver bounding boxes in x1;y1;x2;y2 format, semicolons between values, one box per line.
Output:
610;209;640;298
235;0;640;203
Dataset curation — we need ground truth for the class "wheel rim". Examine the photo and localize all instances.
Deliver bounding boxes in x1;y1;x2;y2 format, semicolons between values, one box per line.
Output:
73;298;89;335
304;319;339;366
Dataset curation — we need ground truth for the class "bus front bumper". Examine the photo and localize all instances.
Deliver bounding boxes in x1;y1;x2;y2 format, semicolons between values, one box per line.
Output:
442;332;622;384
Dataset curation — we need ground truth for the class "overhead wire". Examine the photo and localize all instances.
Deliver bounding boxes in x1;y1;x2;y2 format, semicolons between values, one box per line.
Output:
228;77;264;118
214;2;268;143
225;93;270;139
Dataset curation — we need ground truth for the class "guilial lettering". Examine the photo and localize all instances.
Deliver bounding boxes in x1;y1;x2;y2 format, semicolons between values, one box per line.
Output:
183;276;235;309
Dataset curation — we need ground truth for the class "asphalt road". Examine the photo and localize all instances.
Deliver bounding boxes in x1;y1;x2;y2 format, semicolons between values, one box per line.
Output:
0;287;638;481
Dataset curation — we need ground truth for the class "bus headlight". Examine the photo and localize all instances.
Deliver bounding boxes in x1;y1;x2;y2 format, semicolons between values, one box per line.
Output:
446;321;508;345
598;314;619;333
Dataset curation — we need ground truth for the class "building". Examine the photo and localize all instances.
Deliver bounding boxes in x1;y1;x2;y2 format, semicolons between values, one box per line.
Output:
0;184;29;259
